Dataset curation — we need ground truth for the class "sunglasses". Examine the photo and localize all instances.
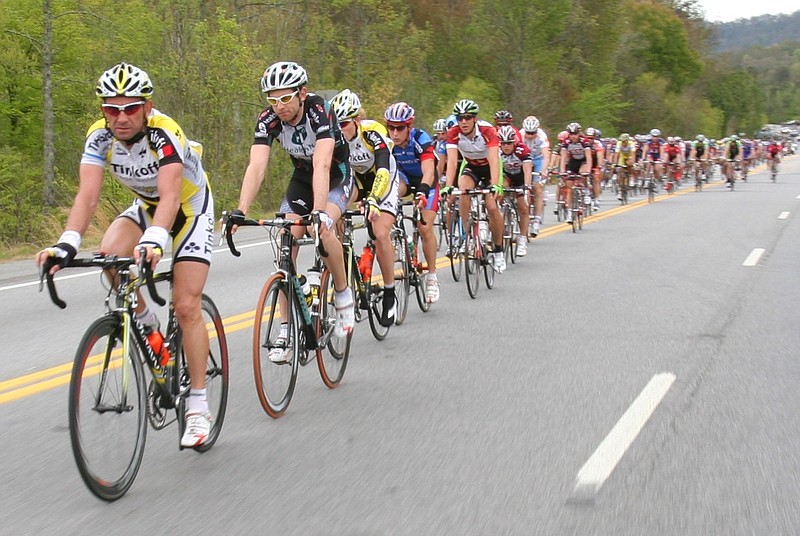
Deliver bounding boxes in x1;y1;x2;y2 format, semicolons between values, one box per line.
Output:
339;120;353;128
500;141;514;145
457;115;476;122
101;101;146;117
265;89;299;106
387;124;408;131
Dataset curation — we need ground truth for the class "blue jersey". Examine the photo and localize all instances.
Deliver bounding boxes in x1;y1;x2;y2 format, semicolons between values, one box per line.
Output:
391;128;435;180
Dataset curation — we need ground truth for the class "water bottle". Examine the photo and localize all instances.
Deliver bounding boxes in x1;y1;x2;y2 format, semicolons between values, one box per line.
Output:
479;220;489;243
306;268;321;307
358;246;374;281
145;328;171;368
298;274;313;307
406;236;415;258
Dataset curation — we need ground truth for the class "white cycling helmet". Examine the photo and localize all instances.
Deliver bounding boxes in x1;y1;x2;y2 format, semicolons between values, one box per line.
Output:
95;62;154;99
330;89;362;122
433;118;447;132
522;115;540;133
650;128;661;137
260;61;308;93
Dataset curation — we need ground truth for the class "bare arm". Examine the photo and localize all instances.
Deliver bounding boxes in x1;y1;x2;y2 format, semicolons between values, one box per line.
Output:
311;138;334;212
237;144;272;214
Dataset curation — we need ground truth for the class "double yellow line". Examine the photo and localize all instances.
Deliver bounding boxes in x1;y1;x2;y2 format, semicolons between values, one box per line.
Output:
0;179;732;405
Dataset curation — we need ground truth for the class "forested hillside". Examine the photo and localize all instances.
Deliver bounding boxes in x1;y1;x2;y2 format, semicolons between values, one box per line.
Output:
713;10;800;52
0;0;778;248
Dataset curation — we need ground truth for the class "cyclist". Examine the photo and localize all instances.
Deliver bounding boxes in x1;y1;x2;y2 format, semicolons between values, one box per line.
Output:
498;125;532;256
723;134;742;187
689;134;709;180
36;62;216;448
432;118;448;181
521;115;550;237
494;110;523;143
441;99;505;273
384;102;441;303
663;137;683;188
613;133;638;200
584;127;605;210
331;89;400;324
558;122;592;224
767;139;782;171
233;61;355;358
643;128;665;183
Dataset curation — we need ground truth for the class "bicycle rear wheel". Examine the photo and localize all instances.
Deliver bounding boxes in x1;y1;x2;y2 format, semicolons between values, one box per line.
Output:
69;314;147;501
366;284;390;341
484;243;496;289
503;206;517;265
253;273;299;418
465;218;480;299
186;295;229;452
317;268;351;388
393;229;411;325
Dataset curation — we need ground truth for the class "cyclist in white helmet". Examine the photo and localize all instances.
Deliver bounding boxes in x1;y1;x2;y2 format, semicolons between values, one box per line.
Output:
521;115;550;236
36;62;217;448
233;61;355;349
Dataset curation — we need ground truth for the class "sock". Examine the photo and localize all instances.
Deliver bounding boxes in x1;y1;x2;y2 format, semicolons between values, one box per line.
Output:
334;288;352;306
135;307;159;330
187;389;208;414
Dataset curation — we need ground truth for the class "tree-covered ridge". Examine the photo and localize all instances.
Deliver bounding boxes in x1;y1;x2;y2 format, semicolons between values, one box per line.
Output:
712;10;800;52
0;0;779;247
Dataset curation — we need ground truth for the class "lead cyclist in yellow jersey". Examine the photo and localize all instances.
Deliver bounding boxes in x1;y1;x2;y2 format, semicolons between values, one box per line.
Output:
36;62;216;447
331;89;401;326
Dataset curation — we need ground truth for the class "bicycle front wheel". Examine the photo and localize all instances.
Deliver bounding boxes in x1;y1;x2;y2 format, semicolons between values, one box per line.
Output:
465;218;480;299
187;295;229;452
69;314;147;501
393;230;411;325
503;207;517;265
448;217;463;282
317;268;351;387
253;273;299;418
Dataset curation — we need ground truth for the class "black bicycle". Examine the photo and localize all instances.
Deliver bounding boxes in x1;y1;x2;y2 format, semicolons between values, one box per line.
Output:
224;212;350;418
341;209;391;341
41;249;229;501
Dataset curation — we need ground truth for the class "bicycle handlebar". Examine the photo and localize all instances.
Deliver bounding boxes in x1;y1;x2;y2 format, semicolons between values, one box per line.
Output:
39;246;164;309
221;211;327;259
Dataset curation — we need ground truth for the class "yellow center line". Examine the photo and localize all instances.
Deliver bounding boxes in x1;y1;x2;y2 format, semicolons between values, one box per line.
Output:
0;173;758;404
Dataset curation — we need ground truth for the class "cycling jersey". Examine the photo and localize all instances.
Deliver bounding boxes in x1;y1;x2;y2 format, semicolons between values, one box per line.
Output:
346;119;399;214
253;93;349;187
392;127;436;183
446;120;499;166
615;141;637;165
664;144;681;161
692;141;707;157
768;143;781;155
645;137;664;159
500;142;532;187
522;129;551;159
81;108;214;264
742;140;753;158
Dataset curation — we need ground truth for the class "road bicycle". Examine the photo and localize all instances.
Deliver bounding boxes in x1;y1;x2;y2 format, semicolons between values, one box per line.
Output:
560;173;591;233
613;164;633;205
41;249;229;501
442;196;464;282
223;212;350;418
453;188;497;299
500;186;526;265
340;208;391;341
769;158;779;182
664;161;682;194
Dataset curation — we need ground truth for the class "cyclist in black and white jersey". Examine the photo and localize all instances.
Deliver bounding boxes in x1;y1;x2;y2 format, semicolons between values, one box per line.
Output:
234;61;355;352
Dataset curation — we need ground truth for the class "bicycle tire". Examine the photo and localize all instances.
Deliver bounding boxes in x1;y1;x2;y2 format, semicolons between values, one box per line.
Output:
465;218;480;299
392;227;411;325
483;243;496;289
317;268;350;388
366;283;390;341
503;207;517;265
448;216;463;282
69;314;147;501
252;273;299;418
187;295;229;452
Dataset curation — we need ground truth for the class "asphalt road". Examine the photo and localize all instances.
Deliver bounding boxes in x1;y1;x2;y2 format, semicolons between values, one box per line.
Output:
1;158;798;535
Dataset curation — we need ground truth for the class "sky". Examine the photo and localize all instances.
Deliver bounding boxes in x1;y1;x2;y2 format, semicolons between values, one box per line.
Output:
696;0;799;22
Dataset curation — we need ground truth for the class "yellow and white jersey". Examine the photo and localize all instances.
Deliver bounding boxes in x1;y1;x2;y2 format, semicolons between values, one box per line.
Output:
80;109;209;204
